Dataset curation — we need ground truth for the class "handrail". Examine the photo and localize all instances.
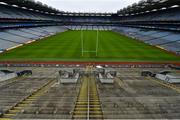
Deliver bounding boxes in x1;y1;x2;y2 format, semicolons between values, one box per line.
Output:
87;77;90;120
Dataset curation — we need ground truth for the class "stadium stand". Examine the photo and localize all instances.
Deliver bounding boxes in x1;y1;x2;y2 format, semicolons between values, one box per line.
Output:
118;7;180;21
113;27;180;54
0;3;62;20
14;84;79;119
0;0;179;55
0;77;53;115
0;26;67;52
114;0;180;55
0;67;179;119
0;0;68;52
65;25;113;30
0;0;180;119
99;68;180;119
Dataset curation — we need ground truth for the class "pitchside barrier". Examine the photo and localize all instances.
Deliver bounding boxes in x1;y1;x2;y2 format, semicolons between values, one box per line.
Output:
0;62;178;68
81;30;99;56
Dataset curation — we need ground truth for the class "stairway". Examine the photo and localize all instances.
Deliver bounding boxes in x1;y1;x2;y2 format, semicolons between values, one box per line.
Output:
0;79;56;119
72;76;103;119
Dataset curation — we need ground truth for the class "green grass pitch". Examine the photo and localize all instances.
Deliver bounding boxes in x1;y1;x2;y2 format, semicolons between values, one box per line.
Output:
0;30;179;62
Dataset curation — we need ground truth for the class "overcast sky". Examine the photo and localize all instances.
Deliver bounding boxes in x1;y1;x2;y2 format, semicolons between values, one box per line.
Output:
35;0;140;13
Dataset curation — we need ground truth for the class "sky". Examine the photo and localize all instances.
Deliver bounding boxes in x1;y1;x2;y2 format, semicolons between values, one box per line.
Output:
35;0;140;13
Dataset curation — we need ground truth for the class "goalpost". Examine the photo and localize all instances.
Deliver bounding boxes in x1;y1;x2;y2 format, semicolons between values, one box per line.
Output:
81;30;99;56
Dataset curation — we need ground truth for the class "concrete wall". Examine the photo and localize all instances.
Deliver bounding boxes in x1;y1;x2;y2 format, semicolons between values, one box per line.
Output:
156;74;180;83
99;73;114;84
59;73;79;84
0;73;17;82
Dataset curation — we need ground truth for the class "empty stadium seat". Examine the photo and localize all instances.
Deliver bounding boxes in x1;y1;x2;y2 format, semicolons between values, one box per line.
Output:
113;27;180;54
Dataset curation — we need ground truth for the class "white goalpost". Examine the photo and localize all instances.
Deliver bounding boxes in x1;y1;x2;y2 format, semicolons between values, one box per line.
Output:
81;30;99;56
81;30;84;56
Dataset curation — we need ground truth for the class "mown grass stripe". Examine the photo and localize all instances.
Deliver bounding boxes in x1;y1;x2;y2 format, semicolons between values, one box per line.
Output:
0;30;179;62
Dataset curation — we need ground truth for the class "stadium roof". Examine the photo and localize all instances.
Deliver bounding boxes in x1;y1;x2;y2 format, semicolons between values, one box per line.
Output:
0;0;64;14
1;0;179;16
0;0;114;16
117;0;180;15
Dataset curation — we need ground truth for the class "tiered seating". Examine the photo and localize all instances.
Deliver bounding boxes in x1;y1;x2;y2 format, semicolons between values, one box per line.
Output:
0;4;62;36
0;78;51;114
0;40;19;51
14;84;80;119
0;26;67;52
117;1;180;31
65;25;113;30
122;7;180;21
40;26;67;33
114;27;180;54
99;68;180;119
0;31;29;43
161;41;180;52
0;4;57;21
7;29;40;40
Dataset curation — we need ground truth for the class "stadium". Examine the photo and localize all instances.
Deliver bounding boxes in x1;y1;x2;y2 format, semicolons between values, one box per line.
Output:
0;0;180;119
